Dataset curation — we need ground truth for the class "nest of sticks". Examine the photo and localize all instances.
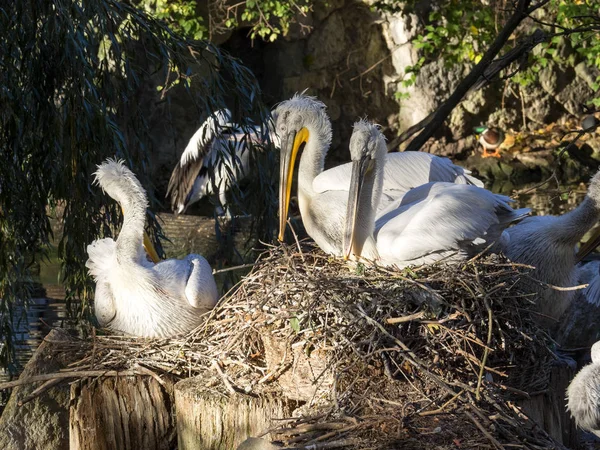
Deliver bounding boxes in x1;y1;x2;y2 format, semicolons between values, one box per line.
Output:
59;242;560;449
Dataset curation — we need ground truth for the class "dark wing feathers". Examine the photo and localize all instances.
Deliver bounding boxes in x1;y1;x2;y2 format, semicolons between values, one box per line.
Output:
166;137;216;214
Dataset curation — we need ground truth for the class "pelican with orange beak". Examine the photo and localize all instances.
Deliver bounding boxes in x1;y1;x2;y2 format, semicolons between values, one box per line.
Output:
274;93;485;256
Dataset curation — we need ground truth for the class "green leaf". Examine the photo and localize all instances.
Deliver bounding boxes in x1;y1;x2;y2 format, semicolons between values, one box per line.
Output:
289;317;300;333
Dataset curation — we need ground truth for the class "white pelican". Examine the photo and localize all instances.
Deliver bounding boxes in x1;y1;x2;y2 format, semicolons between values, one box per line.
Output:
86;158;218;338
567;340;600;437
275;93;484;256
167;108;278;216
502;169;600;324
342;120;529;268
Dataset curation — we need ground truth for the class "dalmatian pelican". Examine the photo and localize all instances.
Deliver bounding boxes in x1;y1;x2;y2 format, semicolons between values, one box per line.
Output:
86;159;218;338
342;120;529;268
167;108;278;216
567;340;600;437
274;93;484;256
501;168;600;324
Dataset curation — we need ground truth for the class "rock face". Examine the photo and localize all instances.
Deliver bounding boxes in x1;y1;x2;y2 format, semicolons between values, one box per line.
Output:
0;329;72;450
145;1;597;190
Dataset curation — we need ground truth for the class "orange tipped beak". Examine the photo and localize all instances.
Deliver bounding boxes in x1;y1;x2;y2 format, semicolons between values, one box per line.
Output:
278;127;309;242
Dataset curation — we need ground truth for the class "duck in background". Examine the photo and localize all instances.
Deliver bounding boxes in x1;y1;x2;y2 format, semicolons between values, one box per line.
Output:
474;125;505;158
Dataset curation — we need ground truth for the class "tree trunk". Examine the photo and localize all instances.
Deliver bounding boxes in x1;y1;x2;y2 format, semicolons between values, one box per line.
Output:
175;376;298;450
69;375;175;450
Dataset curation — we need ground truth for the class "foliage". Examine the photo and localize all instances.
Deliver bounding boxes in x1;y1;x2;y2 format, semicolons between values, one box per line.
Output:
138;0;311;42
0;0;267;372
374;0;600;106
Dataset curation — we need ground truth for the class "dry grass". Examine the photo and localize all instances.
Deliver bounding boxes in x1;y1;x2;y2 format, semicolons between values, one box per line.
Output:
54;242;561;449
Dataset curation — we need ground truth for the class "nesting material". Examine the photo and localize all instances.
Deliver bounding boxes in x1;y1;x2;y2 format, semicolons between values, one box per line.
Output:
60;242;562;449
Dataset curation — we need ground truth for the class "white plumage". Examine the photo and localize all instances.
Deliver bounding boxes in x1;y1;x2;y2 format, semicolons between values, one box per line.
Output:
567;341;600;437
167;108;278;216
342;120;529;268
274;93;485;256
86;158;218;338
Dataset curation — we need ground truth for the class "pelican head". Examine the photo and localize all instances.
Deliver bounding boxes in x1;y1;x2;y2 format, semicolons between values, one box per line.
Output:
94;158;148;210
343;120;386;260
273;93;332;241
94;158;160;263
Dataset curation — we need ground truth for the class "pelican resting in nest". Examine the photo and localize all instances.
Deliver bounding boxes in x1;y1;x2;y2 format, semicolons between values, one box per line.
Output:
167;108;278;216
274;93;485;256
567;340;600;437
86;159;218;338
342;120;529;268
502;168;600;325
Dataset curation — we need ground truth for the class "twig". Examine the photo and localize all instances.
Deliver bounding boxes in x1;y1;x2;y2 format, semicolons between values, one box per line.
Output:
464;409;506;450
386;311;425;324
0;369;147;390
211;360;237;394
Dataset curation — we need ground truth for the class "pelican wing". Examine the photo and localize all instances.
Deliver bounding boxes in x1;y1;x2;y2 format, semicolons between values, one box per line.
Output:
167;137;214;214
313;152;483;198
374;182;529;263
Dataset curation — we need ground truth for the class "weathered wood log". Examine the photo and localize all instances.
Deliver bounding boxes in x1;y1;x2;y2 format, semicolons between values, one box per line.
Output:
0;328;73;450
69;374;175;450
175;376;298;450
261;332;333;402
516;360;578;448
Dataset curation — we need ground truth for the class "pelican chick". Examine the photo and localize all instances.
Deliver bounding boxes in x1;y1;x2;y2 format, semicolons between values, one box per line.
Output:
86;159;218;338
567;340;600;437
167;108;278;216
275;93;484;256
503;169;600;325
343;120;529;268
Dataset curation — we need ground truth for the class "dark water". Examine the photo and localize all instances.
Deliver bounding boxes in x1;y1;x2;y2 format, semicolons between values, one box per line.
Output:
0;182;592;386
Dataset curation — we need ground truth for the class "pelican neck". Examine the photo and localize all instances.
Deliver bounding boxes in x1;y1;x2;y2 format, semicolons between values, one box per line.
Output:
297;122;330;199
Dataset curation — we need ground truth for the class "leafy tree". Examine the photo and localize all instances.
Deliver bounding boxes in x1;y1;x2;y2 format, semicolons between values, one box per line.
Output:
139;0;311;41
0;0;268;372
373;0;600;106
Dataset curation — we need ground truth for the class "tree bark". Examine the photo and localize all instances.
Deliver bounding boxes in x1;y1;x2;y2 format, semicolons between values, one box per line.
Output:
69;375;175;450
175;376;298;450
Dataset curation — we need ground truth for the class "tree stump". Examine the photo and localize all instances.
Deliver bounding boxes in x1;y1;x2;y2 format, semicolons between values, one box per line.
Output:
69;375;175;450
175;376;298;450
0;328;73;450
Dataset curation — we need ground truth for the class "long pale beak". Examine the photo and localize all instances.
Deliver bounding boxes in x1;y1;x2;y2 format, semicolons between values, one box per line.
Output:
143;232;161;263
577;226;600;263
278;127;309;241
343;155;372;260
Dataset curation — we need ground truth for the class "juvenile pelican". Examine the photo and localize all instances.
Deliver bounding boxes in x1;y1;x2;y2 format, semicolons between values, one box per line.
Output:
502;169;600;324
343;120;529;268
167;109;278;216
86;159;218;338
567;340;600;437
275;94;484;256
